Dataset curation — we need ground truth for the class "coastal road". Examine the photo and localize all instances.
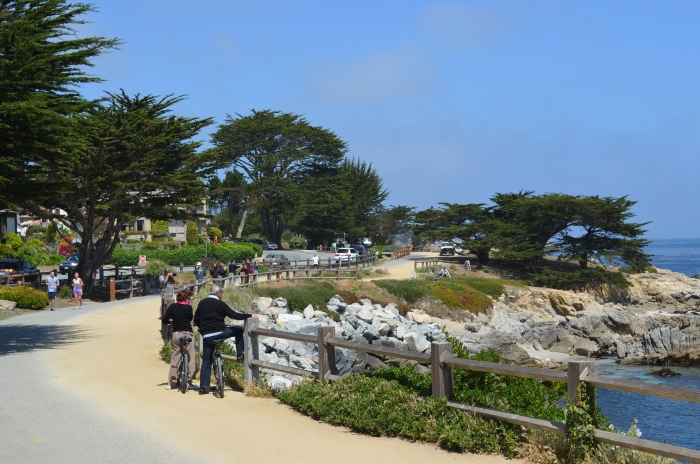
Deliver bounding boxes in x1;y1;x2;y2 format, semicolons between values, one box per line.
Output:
0;297;197;464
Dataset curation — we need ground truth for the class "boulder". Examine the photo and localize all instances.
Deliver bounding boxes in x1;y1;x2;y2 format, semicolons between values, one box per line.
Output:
378;323;391;336
268;376;293;390
303;304;315;319
278;313;303;323
466;323;481;333
0;299;17;311
285;319;319;335
356;308;375;323
573;338;599;357
405;333;431;352
254;297;273;310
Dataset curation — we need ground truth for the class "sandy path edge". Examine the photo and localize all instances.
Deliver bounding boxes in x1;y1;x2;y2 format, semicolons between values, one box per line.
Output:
43;298;522;464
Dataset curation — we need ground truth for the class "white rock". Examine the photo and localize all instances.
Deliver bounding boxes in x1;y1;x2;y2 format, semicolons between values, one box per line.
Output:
303;304;315;319
313;310;328;319
406;333;431;352
268;376;293;390
378;323;391;336
278;313;303;323
356;308;375;323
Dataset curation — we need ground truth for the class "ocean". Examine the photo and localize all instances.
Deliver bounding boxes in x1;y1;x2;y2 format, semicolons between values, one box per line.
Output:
594;238;700;452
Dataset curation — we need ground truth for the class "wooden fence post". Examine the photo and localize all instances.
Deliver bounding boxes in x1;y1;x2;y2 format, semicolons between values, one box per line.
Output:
320;266;324;279
431;342;454;398
336;267;340;280
317;326;336;381
567;361;595;404
354;268;358;280
293;266;297;279
109;277;116;301
244;318;260;383
129;276;134;298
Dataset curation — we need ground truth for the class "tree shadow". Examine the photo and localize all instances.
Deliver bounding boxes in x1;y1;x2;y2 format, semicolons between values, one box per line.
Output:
0;324;93;356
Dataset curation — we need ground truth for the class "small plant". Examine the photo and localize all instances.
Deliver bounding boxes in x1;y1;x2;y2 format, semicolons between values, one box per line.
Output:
159;342;172;363
244;379;277;398
565;384;597;463
483;267;490;273
2;233;23;250
144;260;168;276
288;236;307;249
0;244;14;257
0;286;49;310
58;286;72;299
186;221;198;245
207;227;223;239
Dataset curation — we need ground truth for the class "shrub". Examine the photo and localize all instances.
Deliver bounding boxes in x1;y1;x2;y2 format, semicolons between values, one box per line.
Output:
46;222;58;243
288;236;307;249
144;260;168;276
252;281;340;321
27;253;64;267
159;342;172;363
528;268;629;291
186;221;198;245
152;220;170;234
108;244;255;266
382;244;405;252
0;286;49;310
58;286;71;299
141;241;161;250
207;227;223;239
2;233;23;250
162;241;180;250
0;244;13;257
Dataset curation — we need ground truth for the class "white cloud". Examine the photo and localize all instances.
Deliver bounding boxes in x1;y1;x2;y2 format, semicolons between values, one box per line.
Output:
416;1;511;49
311;42;435;104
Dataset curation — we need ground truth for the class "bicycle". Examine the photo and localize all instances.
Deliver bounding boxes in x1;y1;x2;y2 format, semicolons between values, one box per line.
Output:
176;336;193;394
212;339;225;398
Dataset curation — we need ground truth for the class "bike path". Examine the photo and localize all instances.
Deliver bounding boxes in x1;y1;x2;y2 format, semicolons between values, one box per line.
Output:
0;297;198;464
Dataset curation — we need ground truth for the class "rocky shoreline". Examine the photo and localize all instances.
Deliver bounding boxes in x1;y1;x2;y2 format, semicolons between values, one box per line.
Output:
230;268;700;388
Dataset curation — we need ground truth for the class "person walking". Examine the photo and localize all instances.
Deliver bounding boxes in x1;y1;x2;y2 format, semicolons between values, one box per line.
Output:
162;289;198;390
46;271;59;311
193;284;257;395
194;262;206;295
72;272;84;309
312;253;319;269
240;259;250;284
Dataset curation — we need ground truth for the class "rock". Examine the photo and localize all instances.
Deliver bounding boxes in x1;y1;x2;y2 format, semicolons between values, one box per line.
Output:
499;344;531;364
268;376;293;390
360;298;372;306
405;333;431;352
334;348;352;375
378;323;391;336
255;297;273;310
650;367;681;377
313;310;328;319
285;319;319;335
385;304;400;317
278;313;303;323
573;338;599;357
303;304;315;319
466;323;481;333
356;308;375;323
0;299;17;311
289;354;312;370
411;312;433;324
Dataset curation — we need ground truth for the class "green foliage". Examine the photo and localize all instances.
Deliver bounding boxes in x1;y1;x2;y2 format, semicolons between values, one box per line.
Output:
152;220;170;233
207;227;223;239
58;286;71;299
162;241;180;249
288;236;307;249
373;276;500;314
108;243;255;266
0;286;49;310
186;221;198;245
364;205;413;247
251;281;340;321
2;233;23;250
211;109;348;245
381;244;405;252
144;260;168;276
0;244;13;257
46;222;58;243
528;268;630;291
208;170;247;238
565;384;597;463
141;241;161;250
0;0;120;209
159;342;172;363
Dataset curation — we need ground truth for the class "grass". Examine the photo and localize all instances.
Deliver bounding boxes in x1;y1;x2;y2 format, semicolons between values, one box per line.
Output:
250;281;347;321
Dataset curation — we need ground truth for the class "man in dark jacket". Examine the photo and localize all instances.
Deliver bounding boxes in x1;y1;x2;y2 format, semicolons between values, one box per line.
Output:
193;284;257;395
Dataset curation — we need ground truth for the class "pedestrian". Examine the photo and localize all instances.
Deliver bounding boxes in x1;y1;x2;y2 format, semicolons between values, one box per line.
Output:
46;271;59;310
240;259;250;284
72;272;84;309
312;253;319;269
213;236;218;244
163;289;198;390
228;260;240;275
253;261;260;274
194;262;206;295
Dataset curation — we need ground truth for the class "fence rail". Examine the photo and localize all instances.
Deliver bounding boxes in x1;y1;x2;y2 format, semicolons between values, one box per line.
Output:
232;319;700;463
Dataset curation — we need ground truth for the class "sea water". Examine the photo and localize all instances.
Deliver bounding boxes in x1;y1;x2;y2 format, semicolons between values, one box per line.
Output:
594;238;700;451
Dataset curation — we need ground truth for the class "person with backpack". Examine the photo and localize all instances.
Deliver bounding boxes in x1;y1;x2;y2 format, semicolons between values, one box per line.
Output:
194;262;206;295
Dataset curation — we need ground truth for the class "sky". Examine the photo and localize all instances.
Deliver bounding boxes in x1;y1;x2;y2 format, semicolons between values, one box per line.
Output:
76;0;700;239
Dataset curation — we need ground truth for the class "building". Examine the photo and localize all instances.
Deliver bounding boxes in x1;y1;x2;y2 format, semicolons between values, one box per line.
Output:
0;210;20;240
122;203;209;242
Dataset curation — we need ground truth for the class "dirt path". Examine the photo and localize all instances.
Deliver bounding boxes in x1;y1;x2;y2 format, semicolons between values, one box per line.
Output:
44;298;521;464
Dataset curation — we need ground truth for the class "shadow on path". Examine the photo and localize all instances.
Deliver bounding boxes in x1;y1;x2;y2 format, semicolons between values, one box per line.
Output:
0;324;93;356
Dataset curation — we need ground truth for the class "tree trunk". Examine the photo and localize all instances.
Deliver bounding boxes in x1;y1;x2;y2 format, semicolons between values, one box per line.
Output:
236;208;250;238
261;211;284;247
579;258;588;269
474;248;490;264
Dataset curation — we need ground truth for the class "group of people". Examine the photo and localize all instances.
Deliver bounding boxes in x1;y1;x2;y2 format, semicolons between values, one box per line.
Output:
45;271;84;311
161;284;258;394
190;260;260;290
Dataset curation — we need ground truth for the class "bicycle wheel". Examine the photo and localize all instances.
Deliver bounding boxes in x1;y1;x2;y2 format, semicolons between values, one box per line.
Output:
215;357;225;398
180;352;189;394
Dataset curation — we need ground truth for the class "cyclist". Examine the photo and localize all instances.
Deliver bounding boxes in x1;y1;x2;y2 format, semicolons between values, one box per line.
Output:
193;284;257;395
162;289;198;390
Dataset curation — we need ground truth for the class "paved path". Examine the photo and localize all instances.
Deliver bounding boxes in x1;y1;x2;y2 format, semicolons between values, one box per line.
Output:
1;274;518;464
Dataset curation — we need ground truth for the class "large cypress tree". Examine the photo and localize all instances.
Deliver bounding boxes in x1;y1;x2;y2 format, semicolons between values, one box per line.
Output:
0;0;119;209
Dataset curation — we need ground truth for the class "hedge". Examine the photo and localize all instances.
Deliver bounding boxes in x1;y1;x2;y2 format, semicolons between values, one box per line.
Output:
0;286;49;310
107;243;255;266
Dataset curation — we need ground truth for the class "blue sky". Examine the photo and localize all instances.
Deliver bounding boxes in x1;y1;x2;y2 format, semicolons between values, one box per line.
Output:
78;1;700;238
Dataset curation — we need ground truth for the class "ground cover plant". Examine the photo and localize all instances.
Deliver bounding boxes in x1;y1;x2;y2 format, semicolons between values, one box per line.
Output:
0;286;49;310
109;243;255;266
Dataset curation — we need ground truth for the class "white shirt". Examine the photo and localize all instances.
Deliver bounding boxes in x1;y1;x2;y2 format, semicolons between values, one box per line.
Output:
312;256;319;265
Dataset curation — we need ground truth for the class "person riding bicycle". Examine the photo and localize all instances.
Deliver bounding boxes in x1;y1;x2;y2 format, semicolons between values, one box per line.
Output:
193;284;257;395
162;289;198;390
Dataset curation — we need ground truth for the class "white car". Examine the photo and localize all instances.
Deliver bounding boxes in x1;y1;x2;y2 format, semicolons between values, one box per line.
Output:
439;242;455;256
453;245;464;255
335;247;358;262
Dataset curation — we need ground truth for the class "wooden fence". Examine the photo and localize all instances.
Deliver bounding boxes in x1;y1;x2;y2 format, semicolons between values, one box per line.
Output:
0;271;42;288
227;319;700;463
392;248;411;259
413;257;439;269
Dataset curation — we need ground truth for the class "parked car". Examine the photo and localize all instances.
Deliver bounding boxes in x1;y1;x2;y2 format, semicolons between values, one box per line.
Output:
361;238;373;248
0;258;41;284
453;245;465;255
351;243;367;255
335;247;358;262
439;242;455;256
246;238;263;245
59;254;80;275
261;242;279;250
264;254;289;267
